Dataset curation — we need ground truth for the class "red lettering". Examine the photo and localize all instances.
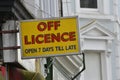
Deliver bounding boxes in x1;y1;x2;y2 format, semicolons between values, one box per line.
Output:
44;34;51;43
54;21;60;30
31;35;35;44
37;21;60;31
51;33;60;42
61;32;69;42
47;21;53;31
69;32;76;41
23;32;76;45
37;22;46;31
24;36;32;44
36;35;44;44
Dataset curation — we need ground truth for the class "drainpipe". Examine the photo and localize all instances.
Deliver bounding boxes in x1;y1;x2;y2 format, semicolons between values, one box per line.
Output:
58;0;63;17
0;21;3;62
71;53;86;80
45;57;53;80
113;0;120;80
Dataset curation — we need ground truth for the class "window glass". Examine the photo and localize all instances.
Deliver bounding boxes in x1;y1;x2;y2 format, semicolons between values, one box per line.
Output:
80;0;97;8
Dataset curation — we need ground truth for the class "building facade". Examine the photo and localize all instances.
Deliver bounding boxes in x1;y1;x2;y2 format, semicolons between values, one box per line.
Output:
1;0;120;80
36;0;120;80
62;0;120;80
20;0;83;80
22;0;119;80
0;0;40;80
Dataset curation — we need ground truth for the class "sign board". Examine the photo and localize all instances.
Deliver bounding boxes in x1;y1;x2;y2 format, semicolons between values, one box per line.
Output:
20;16;80;58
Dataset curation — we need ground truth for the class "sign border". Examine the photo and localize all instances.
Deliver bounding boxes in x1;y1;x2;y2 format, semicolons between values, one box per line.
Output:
19;16;81;59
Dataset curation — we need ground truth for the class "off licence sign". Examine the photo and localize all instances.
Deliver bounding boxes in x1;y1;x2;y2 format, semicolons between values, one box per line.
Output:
20;17;80;58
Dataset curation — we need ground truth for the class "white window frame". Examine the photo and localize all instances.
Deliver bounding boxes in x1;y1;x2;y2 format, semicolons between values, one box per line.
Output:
75;0;101;14
75;0;110;15
80;0;99;12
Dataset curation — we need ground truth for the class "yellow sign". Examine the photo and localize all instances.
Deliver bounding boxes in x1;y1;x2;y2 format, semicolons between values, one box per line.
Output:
20;16;80;58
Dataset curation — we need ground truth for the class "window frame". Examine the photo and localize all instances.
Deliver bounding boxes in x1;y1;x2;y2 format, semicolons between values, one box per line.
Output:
80;0;98;9
75;0;111;19
75;0;101;14
76;0;111;14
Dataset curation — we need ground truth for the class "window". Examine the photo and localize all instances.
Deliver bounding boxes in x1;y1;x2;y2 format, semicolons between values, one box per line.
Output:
79;0;98;12
80;0;97;8
75;0;110;15
75;0;99;14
